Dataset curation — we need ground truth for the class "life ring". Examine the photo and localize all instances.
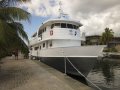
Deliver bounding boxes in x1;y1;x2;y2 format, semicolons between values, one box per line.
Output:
50;30;53;36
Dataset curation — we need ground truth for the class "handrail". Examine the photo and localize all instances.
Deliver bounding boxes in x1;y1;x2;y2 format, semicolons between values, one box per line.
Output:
65;57;102;90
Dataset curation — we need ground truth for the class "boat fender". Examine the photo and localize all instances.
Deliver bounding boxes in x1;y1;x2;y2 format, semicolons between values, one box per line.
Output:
50;30;53;36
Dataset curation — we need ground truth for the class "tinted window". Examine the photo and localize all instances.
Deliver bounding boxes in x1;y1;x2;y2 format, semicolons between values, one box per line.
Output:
32;32;37;37
76;26;79;29
54;23;61;28
73;25;76;29
51;24;54;29
40;46;41;50
61;23;66;28
34;47;39;50
30;47;32;50
55;23;60;26
44;27;46;31
67;24;73;29
43;43;45;48
42;29;44;33
49;41;52;47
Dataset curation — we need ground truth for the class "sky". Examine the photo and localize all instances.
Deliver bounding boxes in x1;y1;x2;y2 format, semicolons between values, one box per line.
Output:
21;0;120;38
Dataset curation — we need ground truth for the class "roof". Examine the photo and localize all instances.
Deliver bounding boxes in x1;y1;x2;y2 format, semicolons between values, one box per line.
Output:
86;35;101;38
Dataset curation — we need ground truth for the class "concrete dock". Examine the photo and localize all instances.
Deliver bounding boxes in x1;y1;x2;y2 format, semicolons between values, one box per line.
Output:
0;57;93;90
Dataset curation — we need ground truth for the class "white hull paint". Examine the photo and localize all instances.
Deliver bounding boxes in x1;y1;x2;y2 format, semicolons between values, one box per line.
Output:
30;45;105;77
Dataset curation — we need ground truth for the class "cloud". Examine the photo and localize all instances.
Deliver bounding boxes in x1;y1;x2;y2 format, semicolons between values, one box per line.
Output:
22;0;59;17
22;0;120;36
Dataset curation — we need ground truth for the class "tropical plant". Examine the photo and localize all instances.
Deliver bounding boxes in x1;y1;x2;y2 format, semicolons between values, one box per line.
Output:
100;28;114;45
0;0;30;59
103;47;118;52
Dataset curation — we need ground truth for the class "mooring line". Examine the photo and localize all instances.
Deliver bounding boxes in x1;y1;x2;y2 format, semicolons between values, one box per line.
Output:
65;57;102;90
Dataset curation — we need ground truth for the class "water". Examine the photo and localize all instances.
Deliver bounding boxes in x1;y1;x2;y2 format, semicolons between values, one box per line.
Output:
87;58;120;90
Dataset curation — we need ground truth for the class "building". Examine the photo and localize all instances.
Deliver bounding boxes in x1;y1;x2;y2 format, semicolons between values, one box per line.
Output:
85;35;120;52
108;37;120;52
86;35;101;45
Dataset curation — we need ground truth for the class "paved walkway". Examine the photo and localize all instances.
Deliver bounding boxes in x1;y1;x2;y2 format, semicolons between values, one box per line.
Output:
0;57;93;90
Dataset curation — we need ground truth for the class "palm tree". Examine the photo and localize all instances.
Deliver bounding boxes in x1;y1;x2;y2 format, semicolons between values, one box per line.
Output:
0;0;30;59
100;28;114;45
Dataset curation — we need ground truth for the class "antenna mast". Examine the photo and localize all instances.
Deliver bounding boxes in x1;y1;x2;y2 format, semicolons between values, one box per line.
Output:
59;1;63;18
58;1;68;19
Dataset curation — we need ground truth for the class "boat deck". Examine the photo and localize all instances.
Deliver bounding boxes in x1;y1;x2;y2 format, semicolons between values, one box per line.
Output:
0;57;93;90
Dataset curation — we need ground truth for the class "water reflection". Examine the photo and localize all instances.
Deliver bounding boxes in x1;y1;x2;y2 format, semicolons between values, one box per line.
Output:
88;58;120;90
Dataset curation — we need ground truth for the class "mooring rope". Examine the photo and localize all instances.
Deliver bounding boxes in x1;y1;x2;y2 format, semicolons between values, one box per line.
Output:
65;57;102;90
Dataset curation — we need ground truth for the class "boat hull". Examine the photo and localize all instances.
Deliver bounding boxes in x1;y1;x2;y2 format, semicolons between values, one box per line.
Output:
30;46;105;77
40;57;97;77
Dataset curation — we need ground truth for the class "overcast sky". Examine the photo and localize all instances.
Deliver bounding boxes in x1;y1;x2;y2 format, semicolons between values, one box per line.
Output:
22;0;120;37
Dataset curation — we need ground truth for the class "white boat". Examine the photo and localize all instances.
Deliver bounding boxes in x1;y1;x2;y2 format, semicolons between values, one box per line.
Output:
29;4;104;77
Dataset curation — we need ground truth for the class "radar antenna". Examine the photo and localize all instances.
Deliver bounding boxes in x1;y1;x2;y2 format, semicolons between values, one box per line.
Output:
58;1;68;19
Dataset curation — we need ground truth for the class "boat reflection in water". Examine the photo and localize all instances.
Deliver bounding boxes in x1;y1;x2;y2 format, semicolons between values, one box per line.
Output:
88;58;120;90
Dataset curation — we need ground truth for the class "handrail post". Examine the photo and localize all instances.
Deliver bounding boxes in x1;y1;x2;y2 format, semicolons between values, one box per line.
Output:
64;57;66;74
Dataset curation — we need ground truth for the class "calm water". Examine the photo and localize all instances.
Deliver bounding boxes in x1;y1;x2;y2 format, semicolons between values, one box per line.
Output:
87;58;120;90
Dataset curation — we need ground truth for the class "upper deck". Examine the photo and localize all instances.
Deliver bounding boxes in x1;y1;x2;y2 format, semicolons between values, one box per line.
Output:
39;18;82;29
29;18;83;46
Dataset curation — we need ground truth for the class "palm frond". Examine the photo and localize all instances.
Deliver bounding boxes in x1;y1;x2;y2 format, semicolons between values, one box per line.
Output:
0;13;14;22
0;0;30;7
0;20;17;45
0;7;30;22
0;0;30;58
8;22;28;41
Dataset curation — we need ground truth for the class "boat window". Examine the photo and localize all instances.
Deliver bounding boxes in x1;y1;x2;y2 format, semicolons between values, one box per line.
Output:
43;28;46;32
49;41;52;47
73;25;76;29
40;46;41;50
51;24;54;29
38;29;42;36
43;29;45;32
32;32;37;37
61;23;66;28
54;23;61;28
73;25;79;29
34;47;39;50
43;43;45;48
44;27;46;32
76;26;79;29
67;24;73;29
30;47;32;50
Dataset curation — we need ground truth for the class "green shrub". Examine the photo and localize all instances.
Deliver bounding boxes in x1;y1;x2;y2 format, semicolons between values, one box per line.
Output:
103;47;118;52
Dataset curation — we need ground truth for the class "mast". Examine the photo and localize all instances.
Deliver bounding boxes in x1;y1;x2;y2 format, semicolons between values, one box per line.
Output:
58;1;68;19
